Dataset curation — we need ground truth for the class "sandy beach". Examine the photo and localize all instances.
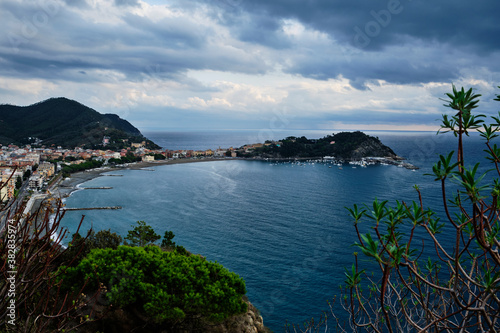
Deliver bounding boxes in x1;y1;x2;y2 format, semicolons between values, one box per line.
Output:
52;157;235;198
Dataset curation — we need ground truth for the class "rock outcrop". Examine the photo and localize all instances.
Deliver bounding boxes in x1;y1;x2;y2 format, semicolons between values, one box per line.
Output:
206;299;269;333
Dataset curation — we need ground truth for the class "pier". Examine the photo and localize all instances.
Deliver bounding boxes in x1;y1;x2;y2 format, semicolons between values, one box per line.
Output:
101;174;123;176
81;187;113;190
63;206;122;211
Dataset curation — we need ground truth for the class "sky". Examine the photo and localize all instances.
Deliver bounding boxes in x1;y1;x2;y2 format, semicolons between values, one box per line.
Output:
1;0;499;132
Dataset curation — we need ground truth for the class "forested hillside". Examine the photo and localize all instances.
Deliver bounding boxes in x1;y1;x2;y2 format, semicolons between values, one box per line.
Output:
245;131;397;159
0;97;158;149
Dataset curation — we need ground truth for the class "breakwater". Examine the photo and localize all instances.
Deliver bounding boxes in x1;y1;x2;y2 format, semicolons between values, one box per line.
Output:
63;206;122;211
81;187;113;189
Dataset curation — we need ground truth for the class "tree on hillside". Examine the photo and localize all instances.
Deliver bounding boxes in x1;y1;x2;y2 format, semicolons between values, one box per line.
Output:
89;229;122;249
124;220;161;247
161;230;176;249
288;86;500;332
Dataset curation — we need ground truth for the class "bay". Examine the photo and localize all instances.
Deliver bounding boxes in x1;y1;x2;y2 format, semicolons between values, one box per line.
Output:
59;131;491;331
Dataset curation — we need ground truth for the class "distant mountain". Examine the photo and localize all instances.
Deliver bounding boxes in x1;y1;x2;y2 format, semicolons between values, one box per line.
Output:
0;97;159;149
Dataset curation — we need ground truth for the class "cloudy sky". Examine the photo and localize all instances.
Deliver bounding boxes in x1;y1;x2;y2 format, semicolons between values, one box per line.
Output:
1;0;499;132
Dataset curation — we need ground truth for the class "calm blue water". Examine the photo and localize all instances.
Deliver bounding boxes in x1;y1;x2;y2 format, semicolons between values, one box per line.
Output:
60;131;493;331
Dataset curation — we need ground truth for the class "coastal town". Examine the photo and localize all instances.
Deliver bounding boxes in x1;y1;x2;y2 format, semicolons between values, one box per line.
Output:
0;138;272;204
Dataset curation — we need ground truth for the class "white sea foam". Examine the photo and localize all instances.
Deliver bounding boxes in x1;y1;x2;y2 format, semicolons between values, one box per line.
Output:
48;213;67;249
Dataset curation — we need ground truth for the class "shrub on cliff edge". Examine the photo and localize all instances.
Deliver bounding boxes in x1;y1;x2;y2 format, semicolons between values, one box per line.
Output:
60;245;248;326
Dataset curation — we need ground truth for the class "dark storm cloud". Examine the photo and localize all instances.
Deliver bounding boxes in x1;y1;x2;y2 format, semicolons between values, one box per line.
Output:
0;0;270;83
284;43;461;87
0;0;498;100
216;0;500;53
193;0;500;86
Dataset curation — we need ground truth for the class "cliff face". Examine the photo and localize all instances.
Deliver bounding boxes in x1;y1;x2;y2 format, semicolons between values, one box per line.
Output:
205;300;269;333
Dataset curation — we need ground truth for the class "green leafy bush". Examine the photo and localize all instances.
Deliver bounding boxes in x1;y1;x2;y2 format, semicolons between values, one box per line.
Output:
61;245;247;324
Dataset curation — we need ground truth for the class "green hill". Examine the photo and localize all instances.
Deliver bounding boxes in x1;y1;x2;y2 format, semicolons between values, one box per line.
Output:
0;97;159;149
246;131;398;159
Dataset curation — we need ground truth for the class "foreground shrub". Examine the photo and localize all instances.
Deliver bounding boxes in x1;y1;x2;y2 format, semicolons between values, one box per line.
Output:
60;245;248;326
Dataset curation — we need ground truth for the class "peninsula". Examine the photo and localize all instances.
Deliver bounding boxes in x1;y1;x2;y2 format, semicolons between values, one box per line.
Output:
237;131;418;169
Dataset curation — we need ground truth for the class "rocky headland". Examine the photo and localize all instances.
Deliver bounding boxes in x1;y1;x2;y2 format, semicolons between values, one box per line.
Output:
240;131;418;169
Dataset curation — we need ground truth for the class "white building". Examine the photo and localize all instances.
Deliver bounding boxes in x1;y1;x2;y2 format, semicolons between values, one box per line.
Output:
214;148;228;157
29;175;44;190
142;155;155;162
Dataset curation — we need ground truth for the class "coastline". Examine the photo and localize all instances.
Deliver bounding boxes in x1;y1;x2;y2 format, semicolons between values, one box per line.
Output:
52;157;236;198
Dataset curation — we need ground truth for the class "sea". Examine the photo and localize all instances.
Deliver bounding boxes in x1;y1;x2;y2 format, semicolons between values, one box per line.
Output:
59;130;493;331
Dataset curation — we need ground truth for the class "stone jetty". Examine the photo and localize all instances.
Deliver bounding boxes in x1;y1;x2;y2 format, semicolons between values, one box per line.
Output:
63;206;122;211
